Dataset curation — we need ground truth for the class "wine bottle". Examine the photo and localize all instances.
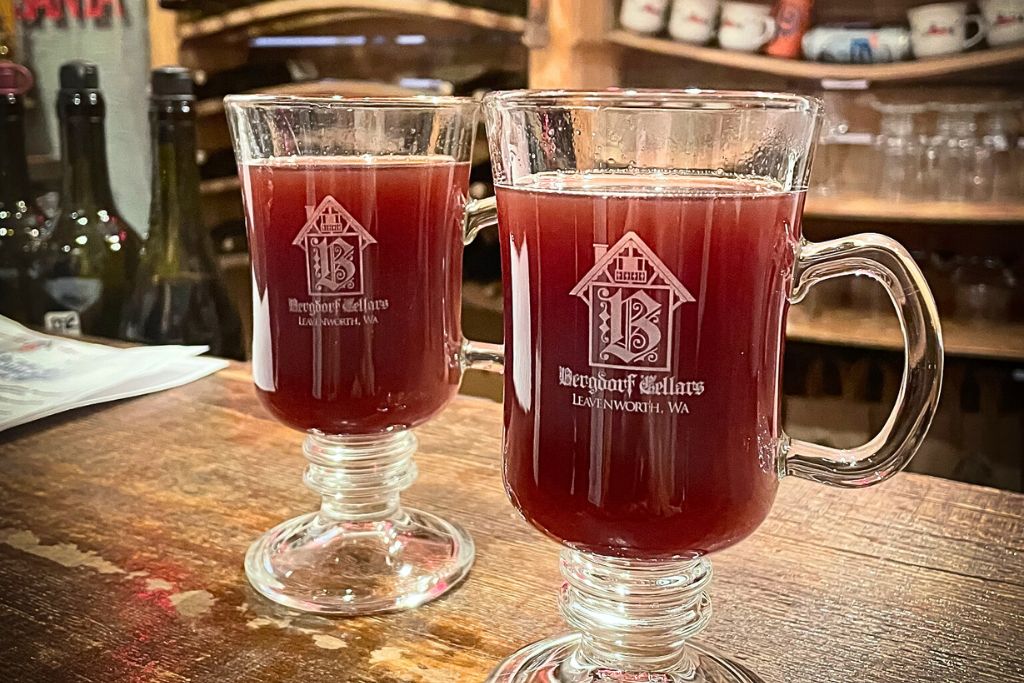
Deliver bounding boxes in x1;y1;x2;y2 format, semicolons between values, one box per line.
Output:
120;67;242;358
0;63;47;324
35;61;141;337
197;147;237;180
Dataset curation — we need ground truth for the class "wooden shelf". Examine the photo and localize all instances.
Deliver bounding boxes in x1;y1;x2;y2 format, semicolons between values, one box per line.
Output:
805;195;1024;225
787;306;1024;362
606;29;1024;83
200;176;241;196
196;79;422;118
179;0;526;41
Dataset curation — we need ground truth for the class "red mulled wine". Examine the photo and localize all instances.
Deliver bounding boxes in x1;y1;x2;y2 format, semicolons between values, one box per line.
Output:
242;156;470;434
498;172;804;558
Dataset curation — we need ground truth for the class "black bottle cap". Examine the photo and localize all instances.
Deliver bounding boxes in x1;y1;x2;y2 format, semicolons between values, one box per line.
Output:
151;67;195;99
59;60;100;90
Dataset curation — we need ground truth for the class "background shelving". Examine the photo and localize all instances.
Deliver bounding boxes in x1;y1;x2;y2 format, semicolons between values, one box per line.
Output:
804;196;1024;225
606;29;1024;84
786;307;1024;362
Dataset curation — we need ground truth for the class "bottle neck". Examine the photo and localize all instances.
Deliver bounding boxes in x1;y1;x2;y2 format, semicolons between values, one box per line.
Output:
59;97;117;211
148;98;204;262
0;95;31;203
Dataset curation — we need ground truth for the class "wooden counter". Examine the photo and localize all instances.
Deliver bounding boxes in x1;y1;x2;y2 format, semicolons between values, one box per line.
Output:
1;363;1022;682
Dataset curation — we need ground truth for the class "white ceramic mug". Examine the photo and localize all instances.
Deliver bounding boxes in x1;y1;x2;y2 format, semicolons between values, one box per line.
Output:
668;0;721;44
908;2;987;57
980;0;1024;46
802;27;912;63
620;0;671;34
718;1;776;51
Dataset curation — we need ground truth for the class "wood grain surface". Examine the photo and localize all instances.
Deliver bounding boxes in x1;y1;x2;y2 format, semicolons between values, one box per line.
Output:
1;364;1022;682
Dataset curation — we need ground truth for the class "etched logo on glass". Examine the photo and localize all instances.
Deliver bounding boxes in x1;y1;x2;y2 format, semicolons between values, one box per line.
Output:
292;196;376;296
570;232;694;372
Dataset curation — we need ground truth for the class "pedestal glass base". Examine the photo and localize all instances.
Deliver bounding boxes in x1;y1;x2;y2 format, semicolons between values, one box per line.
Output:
244;430;474;615
245;507;474;615
488;550;762;682
486;633;763;683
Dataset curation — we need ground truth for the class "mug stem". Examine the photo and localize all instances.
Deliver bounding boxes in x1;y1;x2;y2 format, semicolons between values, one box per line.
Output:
560;550;711;675
303;431;416;520
486;551;763;682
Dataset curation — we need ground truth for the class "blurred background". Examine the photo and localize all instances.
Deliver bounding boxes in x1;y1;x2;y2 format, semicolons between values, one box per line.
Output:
2;0;1021;492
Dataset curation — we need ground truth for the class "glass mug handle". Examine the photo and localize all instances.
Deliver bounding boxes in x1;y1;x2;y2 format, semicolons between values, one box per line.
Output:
461;196;506;373
783;233;944;487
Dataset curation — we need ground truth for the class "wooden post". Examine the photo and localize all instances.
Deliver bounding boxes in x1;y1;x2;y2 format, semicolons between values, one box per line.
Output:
529;0;620;89
1;0;16;59
147;0;180;67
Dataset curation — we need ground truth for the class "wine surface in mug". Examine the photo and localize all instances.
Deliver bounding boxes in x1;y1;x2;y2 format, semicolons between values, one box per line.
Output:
242;156;470;434
498;171;804;558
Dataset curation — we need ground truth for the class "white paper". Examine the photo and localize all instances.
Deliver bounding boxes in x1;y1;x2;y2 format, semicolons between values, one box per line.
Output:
0;316;229;432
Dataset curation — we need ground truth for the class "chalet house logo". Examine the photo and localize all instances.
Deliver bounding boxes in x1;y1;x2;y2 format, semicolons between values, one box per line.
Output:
293;196;376;297
570;232;694;372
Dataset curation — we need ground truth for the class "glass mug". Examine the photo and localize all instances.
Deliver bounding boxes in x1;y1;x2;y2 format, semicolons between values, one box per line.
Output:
475;90;943;682
224;96;501;615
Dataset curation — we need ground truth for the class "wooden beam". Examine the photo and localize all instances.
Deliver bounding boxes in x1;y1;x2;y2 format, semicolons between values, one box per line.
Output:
177;0;526;40
528;0;619;89
147;0;180;67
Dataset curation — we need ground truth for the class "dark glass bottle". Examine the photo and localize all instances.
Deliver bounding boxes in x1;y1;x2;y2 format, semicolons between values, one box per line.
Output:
35;61;141;337
120;67;242;358
0;64;47;324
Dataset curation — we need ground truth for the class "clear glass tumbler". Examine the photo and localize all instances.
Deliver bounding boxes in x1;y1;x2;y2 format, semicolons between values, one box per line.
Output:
951;255;1017;321
929;104;988;202
225;95;496;615
981;101;1022;202
872;101;927;201
478;90;944;683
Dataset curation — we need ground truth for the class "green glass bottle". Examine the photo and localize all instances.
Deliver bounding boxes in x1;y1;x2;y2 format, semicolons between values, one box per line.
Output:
120;67;242;357
35;61;141;337
0;64;46;324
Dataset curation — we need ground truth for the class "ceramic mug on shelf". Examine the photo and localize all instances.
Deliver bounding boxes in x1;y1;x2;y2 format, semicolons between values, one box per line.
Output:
979;0;1024;46
907;2;988;58
802;27;912;63
668;0;721;44
718;1;776;51
620;0;671;34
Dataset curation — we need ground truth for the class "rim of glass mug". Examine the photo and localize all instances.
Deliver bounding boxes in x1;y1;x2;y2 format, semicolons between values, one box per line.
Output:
482;88;822;113
223;93;480;110
482;89;825;196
